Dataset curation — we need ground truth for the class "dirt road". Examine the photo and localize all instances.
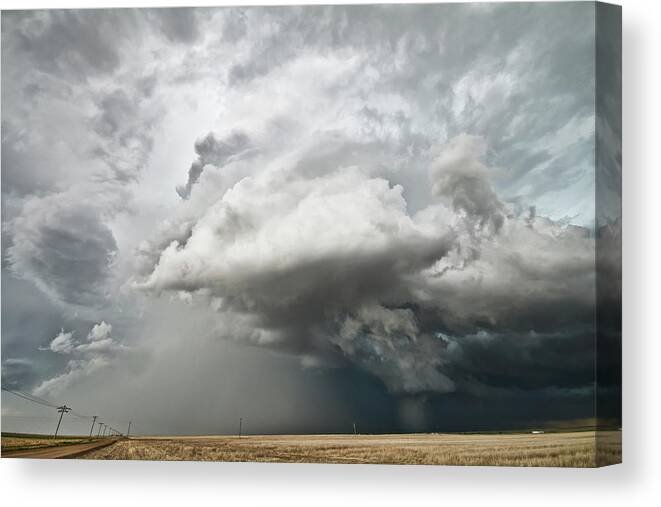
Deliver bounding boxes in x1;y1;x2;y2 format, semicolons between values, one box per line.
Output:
3;439;119;459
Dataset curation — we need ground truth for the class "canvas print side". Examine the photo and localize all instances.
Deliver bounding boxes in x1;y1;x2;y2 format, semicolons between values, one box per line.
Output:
595;1;622;467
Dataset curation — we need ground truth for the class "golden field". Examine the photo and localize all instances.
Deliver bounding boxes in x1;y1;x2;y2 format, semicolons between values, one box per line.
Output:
82;431;621;467
1;434;96;453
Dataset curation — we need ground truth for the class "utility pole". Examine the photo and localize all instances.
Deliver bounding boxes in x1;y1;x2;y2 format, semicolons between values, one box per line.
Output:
127;421;131;438
353;422;357;435
53;405;71;438
97;423;103;437
89;416;98;438
239;417;242;438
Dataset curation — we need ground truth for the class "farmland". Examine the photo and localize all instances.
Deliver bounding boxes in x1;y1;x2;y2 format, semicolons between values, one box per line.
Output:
82;430;621;467
1;433;97;453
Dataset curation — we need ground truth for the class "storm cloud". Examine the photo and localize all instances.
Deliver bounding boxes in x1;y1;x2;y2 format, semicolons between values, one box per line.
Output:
1;3;619;434
176;130;252;199
135;132;599;396
6;195;118;309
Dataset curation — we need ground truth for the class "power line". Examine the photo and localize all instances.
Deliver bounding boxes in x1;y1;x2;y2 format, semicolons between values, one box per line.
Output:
2;386;131;437
13;390;62;409
3;387;98;420
71;412;103;422
1;387;60;409
1;415;60;420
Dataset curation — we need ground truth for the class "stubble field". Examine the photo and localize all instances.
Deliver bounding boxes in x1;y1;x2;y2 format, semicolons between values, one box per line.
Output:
82;431;621;467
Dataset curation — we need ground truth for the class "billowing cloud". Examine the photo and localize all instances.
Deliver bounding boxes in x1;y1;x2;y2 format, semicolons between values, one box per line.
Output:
35;321;127;396
47;330;76;354
33;356;110;399
87;321;113;342
430;134;504;232
135;133;600;395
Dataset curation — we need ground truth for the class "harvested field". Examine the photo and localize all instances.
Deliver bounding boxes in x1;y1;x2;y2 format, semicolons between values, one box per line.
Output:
82;431;621;467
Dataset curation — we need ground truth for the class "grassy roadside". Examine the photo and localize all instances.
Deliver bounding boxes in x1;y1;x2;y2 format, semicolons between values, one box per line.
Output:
1;433;103;454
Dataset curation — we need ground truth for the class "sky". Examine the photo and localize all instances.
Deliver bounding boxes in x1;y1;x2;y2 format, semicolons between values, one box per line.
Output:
1;3;621;436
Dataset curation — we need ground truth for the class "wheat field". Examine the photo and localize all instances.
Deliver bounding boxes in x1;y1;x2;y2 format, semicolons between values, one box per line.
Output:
82;431;621;467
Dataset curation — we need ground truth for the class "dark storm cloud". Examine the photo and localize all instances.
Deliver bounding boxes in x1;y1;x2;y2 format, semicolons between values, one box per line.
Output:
6;196;117;309
0;10;137;79
137;131;606;397
430;135;504;232
176;130;252;199
442;330;597;392
95;90;136;139
90;84;162;183
0;270;107;391
2;5;168;313
150;8;201;43
0;358;38;389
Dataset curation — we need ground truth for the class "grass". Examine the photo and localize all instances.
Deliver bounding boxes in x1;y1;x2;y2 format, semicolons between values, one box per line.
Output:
1;433;101;453
81;430;621;467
